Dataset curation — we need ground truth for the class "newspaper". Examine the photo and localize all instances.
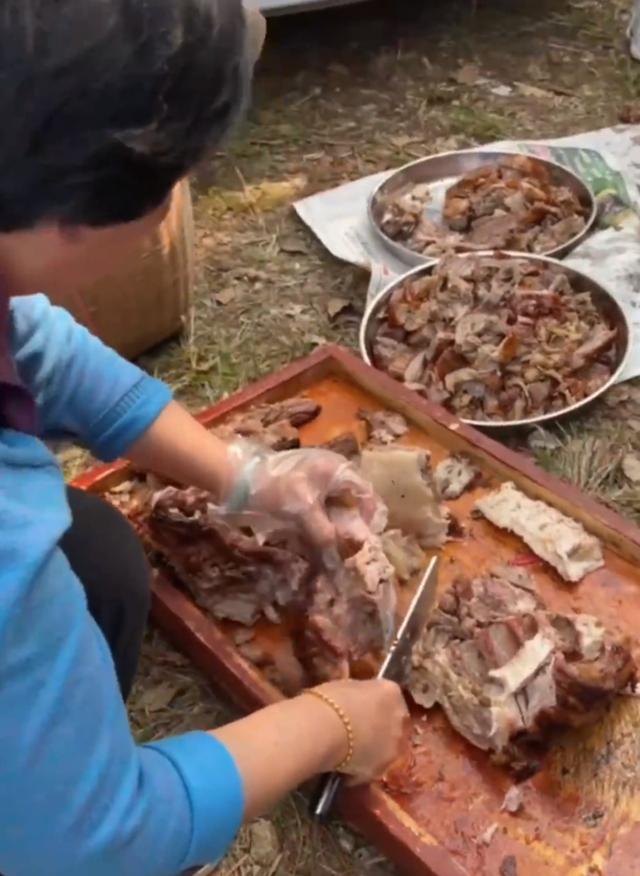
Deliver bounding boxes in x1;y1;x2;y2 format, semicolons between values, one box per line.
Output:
294;126;640;381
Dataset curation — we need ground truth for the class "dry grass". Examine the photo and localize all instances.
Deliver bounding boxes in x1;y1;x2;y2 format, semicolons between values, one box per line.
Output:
122;0;640;871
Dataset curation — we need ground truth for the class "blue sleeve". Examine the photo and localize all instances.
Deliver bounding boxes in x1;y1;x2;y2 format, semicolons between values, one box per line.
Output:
0;440;244;876
9;294;173;460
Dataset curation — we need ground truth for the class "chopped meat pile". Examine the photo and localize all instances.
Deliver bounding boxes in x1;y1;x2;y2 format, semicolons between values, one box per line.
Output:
371;253;618;422
378;155;587;257
147;484;398;688
212;396;321;450
123;396;439;690
409;565;635;772
381;529;425;582
475;482;604;583
435;454;480;499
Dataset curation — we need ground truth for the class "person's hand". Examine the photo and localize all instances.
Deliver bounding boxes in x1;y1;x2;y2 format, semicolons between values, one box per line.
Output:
309;679;411;784
225;443;385;551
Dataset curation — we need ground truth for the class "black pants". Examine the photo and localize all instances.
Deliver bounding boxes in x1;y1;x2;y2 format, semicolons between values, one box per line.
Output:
61;487;150;700
59;491;203;875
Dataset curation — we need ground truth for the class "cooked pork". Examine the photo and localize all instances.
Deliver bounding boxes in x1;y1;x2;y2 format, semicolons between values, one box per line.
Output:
148;487;312;625
378;155;587;258
475;482;604;583
435;454;480;499
409;566;635;770
127;395;450;690
359;447;448;547
147;482;397;688
371;253;618;423
320;432;361;460
358;409;409;445
212;396;321;450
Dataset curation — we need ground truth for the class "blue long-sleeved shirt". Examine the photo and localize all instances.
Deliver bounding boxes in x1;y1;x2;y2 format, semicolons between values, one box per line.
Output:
0;294;244;876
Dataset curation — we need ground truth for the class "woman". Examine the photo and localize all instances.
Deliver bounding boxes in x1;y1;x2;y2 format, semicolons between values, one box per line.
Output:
0;2;409;875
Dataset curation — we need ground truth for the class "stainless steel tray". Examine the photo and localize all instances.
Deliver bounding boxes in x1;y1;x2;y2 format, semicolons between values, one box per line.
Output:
368;149;598;267
359;251;629;429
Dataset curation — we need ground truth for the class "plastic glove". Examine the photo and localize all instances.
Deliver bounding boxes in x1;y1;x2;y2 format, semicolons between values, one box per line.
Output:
223;440;385;553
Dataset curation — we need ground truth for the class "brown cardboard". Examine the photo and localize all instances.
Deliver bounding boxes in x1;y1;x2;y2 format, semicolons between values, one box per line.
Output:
45;180;195;360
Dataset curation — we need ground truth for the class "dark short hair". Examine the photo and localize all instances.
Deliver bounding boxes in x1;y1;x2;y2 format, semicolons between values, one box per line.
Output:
0;0;249;230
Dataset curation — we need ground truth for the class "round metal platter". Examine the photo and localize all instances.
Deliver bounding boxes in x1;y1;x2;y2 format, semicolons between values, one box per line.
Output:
368;149;598;268
359;251;630;430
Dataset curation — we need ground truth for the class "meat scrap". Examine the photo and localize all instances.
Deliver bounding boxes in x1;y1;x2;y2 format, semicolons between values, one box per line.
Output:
381;529;425;582
212;396;321;450
409;566;635;770
359;447;448;548
147;483;397;689
500;856;519;876
358;408;409;445
479;823;499;846
501;785;524;815
475;482;604;583
378;155;587;258
371;253;618;423
435;454;481;499
320;432;361;460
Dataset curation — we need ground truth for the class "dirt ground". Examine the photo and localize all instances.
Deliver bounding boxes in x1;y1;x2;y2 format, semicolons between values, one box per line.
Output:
123;0;640;872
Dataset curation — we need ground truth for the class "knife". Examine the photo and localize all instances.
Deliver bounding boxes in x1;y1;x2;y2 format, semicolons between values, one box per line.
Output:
310;555;440;821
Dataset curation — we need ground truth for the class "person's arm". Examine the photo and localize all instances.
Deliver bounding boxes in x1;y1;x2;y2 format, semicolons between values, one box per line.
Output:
10;296;380;548
127;399;237;498
10;293;172;459
0;449;408;876
126;402;384;551
211;678;408;818
0;449;243;876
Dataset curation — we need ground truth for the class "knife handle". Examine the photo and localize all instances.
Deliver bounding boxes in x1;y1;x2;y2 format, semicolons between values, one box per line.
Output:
310;772;343;821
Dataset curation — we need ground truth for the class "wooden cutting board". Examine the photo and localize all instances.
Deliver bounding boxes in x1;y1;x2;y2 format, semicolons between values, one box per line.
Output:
76;345;640;876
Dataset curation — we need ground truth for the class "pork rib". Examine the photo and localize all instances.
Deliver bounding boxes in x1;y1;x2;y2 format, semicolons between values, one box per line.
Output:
409;566;635;771
475;482;604;583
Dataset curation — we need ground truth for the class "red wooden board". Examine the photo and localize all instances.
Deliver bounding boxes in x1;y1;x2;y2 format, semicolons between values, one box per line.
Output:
76;345;640;876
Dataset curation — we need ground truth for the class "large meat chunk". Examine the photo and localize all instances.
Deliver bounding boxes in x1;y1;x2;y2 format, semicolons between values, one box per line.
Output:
409;566;635;770
475;482;604;583
301;538;397;682
147;482;397;688
359;447;448;547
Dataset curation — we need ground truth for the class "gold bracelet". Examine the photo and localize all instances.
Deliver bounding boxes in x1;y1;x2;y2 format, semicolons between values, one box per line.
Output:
305;688;355;771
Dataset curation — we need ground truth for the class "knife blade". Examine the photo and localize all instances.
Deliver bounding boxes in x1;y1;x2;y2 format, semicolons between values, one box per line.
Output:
310;556;440;821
